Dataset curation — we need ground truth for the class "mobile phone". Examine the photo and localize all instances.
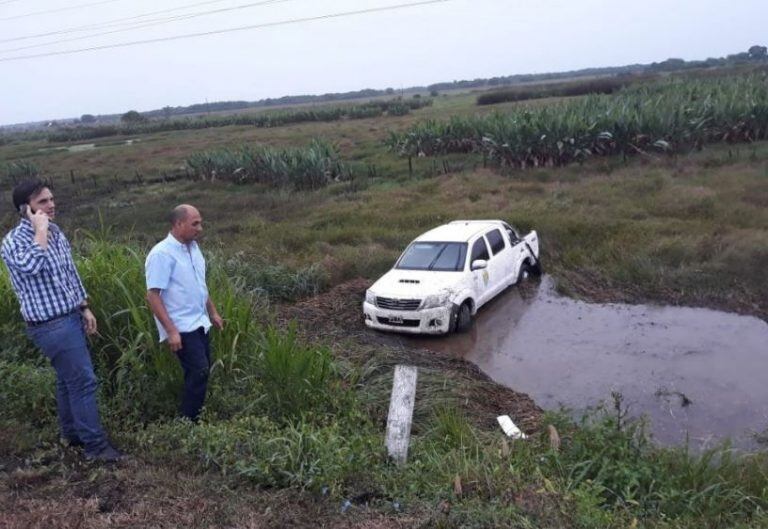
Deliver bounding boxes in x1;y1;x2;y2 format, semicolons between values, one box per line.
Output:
18;204;29;217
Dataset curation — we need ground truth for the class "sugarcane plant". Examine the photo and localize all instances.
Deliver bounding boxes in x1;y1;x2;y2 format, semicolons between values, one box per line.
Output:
386;73;768;168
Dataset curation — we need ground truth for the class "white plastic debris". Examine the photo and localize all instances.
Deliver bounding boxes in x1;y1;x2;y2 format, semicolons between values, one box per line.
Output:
497;415;527;439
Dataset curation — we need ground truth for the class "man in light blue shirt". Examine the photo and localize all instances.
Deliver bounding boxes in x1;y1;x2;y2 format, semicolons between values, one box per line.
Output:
145;204;223;421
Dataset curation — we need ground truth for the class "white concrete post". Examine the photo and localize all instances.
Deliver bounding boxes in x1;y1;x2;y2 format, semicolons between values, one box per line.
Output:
385;365;418;465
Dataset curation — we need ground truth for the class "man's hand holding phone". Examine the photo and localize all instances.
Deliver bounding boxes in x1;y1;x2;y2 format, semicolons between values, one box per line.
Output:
21;204;48;231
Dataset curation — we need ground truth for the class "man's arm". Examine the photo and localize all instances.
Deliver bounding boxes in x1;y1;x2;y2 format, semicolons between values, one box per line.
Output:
206;297;224;330
31;211;49;250
146;289;182;352
57;232;98;335
1;234;47;276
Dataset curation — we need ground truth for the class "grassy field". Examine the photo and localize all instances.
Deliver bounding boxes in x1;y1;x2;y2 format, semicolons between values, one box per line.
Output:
4;109;765;318
1;73;768;527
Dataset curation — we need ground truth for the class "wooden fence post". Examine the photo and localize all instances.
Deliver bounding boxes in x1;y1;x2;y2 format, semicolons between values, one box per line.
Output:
386;365;418;465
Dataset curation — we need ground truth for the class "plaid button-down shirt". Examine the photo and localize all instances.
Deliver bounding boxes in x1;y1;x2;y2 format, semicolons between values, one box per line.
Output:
1;219;87;323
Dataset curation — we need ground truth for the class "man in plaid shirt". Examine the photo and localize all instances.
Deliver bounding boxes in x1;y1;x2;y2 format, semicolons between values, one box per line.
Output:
1;180;122;462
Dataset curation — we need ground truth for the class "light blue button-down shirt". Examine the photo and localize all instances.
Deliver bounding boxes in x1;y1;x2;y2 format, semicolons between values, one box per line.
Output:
145;233;211;342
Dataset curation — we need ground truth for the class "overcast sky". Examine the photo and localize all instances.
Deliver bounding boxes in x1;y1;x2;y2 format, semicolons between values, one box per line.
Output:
0;0;765;125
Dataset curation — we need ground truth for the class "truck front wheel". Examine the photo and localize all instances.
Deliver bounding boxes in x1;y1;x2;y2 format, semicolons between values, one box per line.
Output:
455;301;472;333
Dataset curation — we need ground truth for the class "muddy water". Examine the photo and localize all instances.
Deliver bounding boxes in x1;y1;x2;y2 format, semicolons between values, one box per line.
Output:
406;277;768;449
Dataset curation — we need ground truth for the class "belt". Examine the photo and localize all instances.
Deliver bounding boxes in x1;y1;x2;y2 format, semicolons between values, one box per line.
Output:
26;309;78;328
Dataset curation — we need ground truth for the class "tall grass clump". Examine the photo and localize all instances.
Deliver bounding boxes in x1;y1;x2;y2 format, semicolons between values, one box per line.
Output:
4;160;40;184
388;73;768;168
0;361;56;426
257;326;337;421
186;139;346;190
540;405;768;523
223;253;327;301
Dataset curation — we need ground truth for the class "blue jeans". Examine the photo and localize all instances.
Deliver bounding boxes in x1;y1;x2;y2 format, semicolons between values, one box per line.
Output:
176;327;211;421
26;312;109;455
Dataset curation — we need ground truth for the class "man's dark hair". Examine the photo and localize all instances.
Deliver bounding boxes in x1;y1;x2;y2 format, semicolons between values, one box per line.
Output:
12;179;49;210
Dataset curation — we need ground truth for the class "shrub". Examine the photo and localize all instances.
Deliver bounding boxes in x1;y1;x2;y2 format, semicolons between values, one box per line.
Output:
0;361;56;425
186;139;346;190
257;326;337;421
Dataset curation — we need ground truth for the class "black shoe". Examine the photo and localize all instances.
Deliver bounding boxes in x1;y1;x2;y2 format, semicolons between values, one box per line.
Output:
63;437;85;448
85;444;124;463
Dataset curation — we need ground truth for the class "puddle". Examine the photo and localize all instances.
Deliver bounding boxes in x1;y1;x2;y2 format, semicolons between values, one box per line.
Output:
66;143;97;152
405;276;768;449
39;139;137;153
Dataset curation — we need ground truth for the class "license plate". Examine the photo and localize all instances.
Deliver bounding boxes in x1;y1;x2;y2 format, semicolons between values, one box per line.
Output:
389;316;403;324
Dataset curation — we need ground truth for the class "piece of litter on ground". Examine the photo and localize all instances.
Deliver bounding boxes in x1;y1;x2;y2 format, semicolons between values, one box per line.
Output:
497;415;527;439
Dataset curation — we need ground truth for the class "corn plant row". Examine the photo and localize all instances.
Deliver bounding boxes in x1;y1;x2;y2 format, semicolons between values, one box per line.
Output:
387;74;768;168
185;139;346;191
45;98;432;143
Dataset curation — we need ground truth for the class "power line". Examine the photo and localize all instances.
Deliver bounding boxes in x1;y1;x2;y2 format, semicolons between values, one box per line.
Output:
0;0;127;22
0;0;297;54
0;0;450;63
0;0;235;44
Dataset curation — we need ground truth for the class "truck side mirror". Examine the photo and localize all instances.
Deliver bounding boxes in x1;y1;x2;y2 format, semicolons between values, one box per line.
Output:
471;259;488;271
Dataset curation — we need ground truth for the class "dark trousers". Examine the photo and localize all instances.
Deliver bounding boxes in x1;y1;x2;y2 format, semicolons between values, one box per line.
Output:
176;327;211;421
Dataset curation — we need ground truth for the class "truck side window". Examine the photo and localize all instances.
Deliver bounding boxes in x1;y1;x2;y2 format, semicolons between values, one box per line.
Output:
470;238;490;264
486;229;506;255
507;228;519;244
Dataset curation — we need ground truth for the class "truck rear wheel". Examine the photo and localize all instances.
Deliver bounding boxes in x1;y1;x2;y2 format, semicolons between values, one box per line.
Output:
518;260;542;283
517;262;532;283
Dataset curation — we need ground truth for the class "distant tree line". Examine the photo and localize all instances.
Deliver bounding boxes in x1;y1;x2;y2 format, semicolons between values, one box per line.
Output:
476;76;642;106
429;45;767;93
44;98;432;143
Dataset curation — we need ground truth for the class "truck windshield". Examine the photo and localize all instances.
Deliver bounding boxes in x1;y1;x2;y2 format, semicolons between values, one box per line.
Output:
396;242;467;271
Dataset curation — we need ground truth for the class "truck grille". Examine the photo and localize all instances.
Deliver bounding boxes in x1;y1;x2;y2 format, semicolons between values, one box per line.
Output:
376;296;422;311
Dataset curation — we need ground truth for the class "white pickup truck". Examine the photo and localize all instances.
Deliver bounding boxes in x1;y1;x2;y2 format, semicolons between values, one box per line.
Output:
363;220;540;334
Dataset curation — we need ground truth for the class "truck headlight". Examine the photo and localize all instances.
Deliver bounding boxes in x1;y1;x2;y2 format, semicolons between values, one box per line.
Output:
365;289;376;305
421;292;450;309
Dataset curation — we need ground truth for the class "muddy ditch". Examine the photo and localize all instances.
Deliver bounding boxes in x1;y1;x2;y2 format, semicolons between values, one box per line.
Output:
280;276;768;450
278;278;543;434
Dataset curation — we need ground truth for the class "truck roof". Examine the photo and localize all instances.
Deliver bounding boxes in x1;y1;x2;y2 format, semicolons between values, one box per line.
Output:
414;220;506;243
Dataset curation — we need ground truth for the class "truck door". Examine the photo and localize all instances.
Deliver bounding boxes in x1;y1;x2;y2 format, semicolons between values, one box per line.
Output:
469;236;492;306
484;228;510;294
505;225;528;283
